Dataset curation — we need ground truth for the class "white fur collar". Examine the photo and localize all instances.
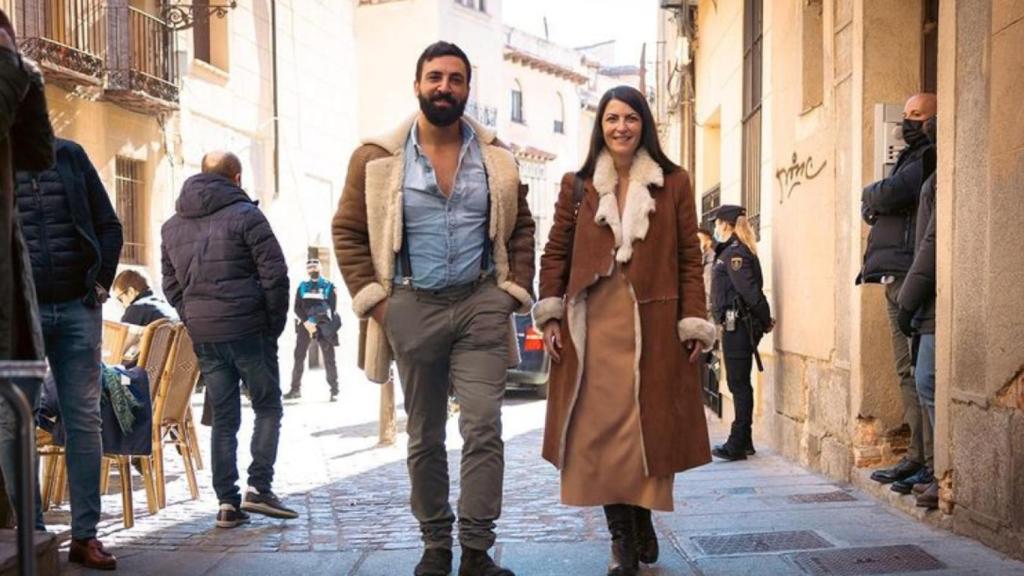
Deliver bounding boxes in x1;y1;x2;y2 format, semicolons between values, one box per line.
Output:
592;149;664;263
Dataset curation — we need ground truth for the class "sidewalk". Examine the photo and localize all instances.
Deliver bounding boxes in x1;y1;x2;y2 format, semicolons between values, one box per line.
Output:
56;368;1024;575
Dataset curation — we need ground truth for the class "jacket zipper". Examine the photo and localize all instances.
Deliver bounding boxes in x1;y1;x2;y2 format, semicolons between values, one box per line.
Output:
32;178;56;297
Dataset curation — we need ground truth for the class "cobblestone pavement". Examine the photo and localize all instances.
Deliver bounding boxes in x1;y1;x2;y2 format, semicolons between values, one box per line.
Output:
54;359;1024;575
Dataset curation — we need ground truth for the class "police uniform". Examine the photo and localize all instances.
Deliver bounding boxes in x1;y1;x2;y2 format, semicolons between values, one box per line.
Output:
709;206;771;461
286;268;341;400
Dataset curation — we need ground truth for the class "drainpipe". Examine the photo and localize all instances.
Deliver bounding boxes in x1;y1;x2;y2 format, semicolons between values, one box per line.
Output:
271;0;280;198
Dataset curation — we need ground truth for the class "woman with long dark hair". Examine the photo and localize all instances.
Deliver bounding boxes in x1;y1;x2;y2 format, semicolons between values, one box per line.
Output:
533;86;715;576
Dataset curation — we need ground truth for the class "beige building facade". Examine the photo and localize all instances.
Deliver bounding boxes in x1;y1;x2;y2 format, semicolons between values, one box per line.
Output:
659;0;1023;559
9;0;358;361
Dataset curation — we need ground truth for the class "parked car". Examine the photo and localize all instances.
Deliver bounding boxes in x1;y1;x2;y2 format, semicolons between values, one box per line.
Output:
507;313;550;398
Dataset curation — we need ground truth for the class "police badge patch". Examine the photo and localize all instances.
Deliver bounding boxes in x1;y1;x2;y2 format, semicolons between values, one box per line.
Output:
731;257;743;271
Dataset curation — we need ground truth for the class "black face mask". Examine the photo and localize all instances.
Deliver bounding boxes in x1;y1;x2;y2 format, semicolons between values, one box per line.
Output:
923;116;937;146
902;118;928;147
418;91;466;127
309;272;320;280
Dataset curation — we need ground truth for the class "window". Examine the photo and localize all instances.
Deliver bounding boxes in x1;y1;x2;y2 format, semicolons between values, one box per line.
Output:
701;184;722;232
922;0;938;92
802;0;824;110
193;0;230;71
742;0;763;233
455;0;485;12
115;157;146;265
553;92;565;134
511;80;524;124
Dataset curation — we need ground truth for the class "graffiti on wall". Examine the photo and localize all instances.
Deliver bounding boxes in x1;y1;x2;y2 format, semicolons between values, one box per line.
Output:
776;152;828;203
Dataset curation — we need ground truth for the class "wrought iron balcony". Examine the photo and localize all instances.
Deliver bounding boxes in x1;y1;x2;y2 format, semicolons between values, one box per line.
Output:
10;0;107;88
104;5;178;113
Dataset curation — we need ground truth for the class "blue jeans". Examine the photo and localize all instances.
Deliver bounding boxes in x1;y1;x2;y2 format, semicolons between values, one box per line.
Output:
0;377;45;530
195;334;282;507
41;299;103;540
915;333;936;429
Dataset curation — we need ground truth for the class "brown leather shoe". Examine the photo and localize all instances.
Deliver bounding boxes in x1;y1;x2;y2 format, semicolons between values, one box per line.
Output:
69;538;117;570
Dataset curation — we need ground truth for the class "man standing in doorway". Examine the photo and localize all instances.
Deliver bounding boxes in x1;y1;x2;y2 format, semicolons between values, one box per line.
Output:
333;42;535;576
284;258;341;401
858;93;936;489
162;152;297;529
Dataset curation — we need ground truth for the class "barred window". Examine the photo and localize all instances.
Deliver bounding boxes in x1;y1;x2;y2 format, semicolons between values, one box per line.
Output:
742;0;763;233
115;157;146;265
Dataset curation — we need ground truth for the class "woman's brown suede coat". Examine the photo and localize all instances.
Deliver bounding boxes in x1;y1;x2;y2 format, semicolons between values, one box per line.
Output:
535;152;713;477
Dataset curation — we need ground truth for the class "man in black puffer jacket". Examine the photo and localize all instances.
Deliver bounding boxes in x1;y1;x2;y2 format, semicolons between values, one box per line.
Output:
161;151;297;528
859;93;936;491
14;137;122;569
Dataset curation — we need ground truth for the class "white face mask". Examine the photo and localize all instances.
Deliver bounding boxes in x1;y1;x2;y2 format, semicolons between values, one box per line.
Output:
714;226;731;243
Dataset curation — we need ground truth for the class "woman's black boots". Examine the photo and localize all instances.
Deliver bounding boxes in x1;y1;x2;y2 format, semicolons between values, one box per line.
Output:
603;504;639;576
633;506;659;564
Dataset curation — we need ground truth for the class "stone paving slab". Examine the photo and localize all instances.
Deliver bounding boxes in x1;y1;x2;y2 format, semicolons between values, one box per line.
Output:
40;365;1024;575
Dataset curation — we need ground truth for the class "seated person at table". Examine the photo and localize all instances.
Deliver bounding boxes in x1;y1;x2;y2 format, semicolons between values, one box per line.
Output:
111;269;178;365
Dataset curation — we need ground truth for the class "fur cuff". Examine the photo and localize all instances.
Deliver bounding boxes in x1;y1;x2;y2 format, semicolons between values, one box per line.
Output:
499;281;534;315
678;317;717;352
532;297;565;328
351;282;388;319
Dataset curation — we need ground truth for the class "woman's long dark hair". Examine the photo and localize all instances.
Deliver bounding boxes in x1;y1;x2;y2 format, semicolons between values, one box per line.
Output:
577;85;679;179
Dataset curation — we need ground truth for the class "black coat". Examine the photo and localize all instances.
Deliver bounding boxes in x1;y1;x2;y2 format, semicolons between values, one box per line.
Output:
858;143;935;283
711;238;770;357
898;173;936;334
0;44;54;361
15;138;122;305
161;173;289;344
294;278;340;345
121;290;178;327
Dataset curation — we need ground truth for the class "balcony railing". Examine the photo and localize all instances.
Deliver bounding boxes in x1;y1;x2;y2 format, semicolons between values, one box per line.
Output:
105;5;178;111
16;0;107;85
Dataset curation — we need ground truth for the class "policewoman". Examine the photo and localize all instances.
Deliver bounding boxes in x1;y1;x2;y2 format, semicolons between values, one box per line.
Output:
709;205;773;461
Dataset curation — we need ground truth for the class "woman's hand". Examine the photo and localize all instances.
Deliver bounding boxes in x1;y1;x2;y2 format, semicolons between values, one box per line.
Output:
684;340;703;364
542;321;563;363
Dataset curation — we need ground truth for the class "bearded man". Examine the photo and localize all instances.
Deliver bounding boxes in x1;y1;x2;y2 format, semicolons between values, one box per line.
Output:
332;41;535;576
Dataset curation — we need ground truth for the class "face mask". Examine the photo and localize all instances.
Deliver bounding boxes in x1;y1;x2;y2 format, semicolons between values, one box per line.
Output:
923;116;937;145
713;229;728;243
309;271;320;280
902;118;927;147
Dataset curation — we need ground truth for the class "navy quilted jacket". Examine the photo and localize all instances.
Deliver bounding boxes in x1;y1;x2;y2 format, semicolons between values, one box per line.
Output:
160;173;289;344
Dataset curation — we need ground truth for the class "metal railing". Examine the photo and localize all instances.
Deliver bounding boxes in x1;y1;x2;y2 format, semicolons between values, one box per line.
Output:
0;361;48;576
106;5;178;105
19;0;106;79
126;6;175;86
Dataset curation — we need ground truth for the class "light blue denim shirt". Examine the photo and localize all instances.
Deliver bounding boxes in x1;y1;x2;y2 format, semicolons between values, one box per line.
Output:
394;120;491;290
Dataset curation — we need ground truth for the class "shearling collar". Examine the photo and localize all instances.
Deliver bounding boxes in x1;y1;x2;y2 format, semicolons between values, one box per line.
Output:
363;113;498;155
592;149;664;263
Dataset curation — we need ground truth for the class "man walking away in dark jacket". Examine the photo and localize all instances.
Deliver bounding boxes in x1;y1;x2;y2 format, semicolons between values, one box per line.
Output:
14;135;123;570
0;8;54;549
897;115;939;509
859;93;936;491
161;151;297;529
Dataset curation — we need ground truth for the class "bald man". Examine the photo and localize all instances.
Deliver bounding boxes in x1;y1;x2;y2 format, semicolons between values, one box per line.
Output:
858;93;937;490
161;151;297;528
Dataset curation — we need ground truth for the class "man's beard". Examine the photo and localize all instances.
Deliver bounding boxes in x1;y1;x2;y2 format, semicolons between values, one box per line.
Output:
418;92;466;127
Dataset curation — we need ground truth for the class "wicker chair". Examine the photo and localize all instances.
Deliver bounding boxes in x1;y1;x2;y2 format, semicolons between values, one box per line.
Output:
152;326;203;508
97;320;178;525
